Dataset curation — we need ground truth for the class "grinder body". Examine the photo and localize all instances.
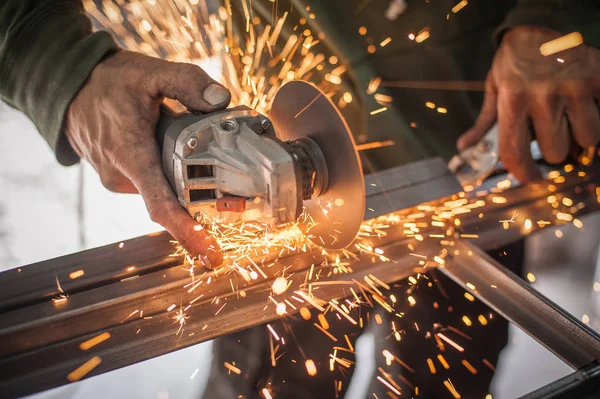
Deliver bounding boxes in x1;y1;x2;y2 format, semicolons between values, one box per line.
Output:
156;106;328;226
155;81;365;250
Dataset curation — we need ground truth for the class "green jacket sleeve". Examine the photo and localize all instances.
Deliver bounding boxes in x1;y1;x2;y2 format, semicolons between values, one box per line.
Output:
495;0;600;48
0;0;119;165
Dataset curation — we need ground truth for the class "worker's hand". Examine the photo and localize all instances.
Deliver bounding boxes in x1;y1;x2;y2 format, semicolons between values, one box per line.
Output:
457;26;600;182
64;51;230;267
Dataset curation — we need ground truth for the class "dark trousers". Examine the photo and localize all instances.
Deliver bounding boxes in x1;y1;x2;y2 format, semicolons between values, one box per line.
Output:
204;241;524;399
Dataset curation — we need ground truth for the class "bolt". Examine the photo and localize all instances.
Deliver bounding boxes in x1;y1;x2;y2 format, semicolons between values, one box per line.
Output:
260;119;271;132
187;137;198;149
477;140;491;153
220;119;237;131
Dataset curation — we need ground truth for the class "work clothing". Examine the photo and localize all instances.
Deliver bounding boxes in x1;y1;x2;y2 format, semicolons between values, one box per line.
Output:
0;0;118;166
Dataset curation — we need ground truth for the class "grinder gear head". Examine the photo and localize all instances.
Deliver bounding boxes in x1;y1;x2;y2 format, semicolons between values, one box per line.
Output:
157;81;365;249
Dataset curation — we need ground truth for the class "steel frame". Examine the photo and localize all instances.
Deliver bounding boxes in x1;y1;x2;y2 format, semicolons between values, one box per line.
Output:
1;158;600;398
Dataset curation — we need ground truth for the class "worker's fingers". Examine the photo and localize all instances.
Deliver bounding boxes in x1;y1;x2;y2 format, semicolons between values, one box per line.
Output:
529;93;570;164
565;96;600;149
119;137;223;267
497;90;541;183
98;171;139;194
146;58;231;113
457;76;497;151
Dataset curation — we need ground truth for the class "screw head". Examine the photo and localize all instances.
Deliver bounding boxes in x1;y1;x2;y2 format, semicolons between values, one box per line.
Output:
260;119;271;131
220;119;237;131
187;137;198;149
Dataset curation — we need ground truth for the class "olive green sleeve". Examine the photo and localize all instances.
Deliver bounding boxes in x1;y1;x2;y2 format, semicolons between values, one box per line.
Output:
0;0;119;165
495;0;600;48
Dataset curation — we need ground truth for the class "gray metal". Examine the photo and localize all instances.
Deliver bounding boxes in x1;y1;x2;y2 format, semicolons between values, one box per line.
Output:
448;124;499;187
271;80;366;249
165;105;302;226
162;81;365;249
448;123;543;187
442;239;600;369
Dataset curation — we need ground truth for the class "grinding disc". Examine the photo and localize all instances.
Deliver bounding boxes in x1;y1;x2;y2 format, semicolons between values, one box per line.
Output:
270;81;365;249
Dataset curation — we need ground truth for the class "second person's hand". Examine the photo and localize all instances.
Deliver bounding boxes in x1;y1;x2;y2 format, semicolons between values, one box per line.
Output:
457;26;600;182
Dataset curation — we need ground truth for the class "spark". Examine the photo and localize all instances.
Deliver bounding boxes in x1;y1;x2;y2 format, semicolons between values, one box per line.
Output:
483;359;496;371
437;354;450;369
540;32;583;56
224;362;241;374
69;270;85;279
367;77;382;94
305;359;317;376
67;356;102;382
437;333;464;352
314;322;338;341
462;359;477;374
79;332;111;351
295;93;324;118
370;107;387;115
355;140;395;151
444;379;462;399
262;388;273;399
415;28;431;43
451;0;468;13
272;276;288;295
426;358;437;374
267;324;280;341
376;375;401;395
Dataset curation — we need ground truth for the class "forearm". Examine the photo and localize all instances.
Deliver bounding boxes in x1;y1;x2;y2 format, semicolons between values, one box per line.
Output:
0;0;118;165
495;0;600;48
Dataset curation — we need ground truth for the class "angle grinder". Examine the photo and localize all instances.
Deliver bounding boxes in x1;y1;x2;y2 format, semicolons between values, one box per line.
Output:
155;81;365;249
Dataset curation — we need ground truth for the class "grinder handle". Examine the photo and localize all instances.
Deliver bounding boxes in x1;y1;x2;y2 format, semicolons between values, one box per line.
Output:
155;105;196;190
155;105;179;152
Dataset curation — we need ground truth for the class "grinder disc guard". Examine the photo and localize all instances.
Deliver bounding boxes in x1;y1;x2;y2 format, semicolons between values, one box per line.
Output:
270;81;365;249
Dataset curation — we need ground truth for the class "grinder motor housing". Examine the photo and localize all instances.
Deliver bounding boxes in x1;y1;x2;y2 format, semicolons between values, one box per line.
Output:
156;106;329;227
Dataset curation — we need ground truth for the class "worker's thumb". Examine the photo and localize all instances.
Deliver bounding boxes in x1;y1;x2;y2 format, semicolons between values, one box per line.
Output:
151;58;231;113
457;84;497;152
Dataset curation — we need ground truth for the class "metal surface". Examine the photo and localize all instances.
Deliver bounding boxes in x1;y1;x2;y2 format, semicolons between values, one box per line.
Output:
520;361;600;399
448;124;499;186
270;81;365;249
443;240;600;369
448;123;543;187
1;159;600;398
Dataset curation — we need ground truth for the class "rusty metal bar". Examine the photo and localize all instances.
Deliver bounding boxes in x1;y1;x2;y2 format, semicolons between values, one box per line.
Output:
0;159;599;398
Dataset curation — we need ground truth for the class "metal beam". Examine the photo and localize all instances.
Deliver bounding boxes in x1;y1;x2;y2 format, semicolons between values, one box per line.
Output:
442;239;600;369
1;159;599;398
